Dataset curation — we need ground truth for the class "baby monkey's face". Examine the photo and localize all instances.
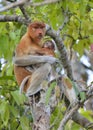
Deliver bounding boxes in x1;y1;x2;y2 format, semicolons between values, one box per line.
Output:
43;40;55;50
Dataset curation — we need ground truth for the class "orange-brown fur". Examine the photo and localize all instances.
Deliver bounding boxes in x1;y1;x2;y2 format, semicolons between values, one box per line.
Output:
14;22;55;92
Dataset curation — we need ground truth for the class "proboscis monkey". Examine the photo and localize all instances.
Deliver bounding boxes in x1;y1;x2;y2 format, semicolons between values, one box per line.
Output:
13;22;78;104
43;40;55;50
14;21;58;96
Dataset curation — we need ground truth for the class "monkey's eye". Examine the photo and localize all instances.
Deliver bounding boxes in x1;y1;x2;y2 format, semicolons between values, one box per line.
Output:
40;27;44;29
33;26;39;29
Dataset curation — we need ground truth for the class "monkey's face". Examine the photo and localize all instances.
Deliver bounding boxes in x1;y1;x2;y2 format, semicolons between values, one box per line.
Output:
43;40;55;50
28;22;46;44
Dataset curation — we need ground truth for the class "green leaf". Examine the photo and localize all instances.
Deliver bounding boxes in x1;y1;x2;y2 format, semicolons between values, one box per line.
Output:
11;90;26;105
45;82;56;105
79;108;93;121
0;101;9;126
0;35;9;58
73;39;89;57
79;0;88;18
79;92;86;102
20;116;30;130
89;35;93;43
9;32;16;40
72;81;79;97
10;118;20;130
9;105;19;117
0;75;14;80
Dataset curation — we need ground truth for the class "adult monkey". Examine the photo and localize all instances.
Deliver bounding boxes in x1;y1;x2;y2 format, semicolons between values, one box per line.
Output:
13;21;58;97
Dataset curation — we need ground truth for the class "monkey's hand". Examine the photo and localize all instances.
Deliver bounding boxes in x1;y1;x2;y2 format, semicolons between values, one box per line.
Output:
45;56;59;64
13;55;59;66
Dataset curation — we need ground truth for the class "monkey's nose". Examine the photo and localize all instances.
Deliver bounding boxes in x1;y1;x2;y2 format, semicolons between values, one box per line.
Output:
38;34;43;39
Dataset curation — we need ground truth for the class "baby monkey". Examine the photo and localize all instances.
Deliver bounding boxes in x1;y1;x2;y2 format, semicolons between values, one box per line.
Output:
43;40;55;51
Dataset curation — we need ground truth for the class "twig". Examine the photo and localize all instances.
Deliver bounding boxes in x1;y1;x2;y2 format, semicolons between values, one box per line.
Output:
57;9;70;34
58;16;69;34
58;104;79;130
19;6;31;21
87;84;93;97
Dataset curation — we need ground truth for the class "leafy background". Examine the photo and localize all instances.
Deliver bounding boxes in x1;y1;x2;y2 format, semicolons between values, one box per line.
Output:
0;0;93;129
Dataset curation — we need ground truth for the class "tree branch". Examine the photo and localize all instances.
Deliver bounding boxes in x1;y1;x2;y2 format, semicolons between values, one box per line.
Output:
58;104;79;130
46;24;73;80
0;0;60;13
0;15;29;25
31;0;60;7
0;0;29;12
58;85;93;130
19;6;31;21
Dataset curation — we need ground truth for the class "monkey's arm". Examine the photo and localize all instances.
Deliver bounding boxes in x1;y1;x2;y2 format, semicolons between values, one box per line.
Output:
13;55;59;66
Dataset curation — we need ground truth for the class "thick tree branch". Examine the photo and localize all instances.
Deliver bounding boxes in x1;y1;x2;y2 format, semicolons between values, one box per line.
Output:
0;0;29;12
0;15;29;25
46;24;73;80
31;0;60;7
0;0;60;12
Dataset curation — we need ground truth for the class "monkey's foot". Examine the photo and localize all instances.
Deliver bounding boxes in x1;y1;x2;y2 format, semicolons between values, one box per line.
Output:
26;85;42;97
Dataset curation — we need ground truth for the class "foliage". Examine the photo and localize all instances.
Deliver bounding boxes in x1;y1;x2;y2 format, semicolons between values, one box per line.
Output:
0;0;93;129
